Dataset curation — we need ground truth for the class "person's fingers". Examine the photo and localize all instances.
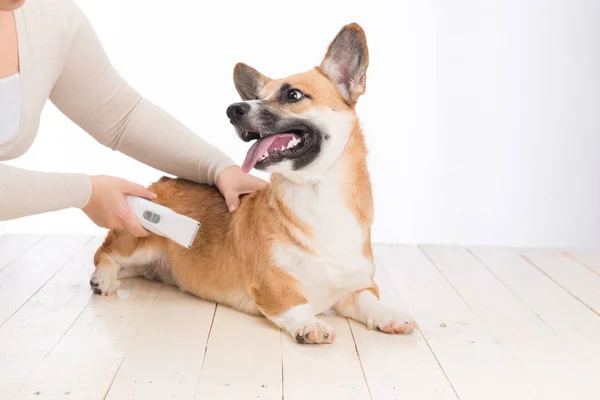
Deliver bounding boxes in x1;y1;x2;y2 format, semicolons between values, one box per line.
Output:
224;190;241;213
122;181;157;200
121;211;150;237
239;176;268;195
222;176;267;211
252;177;269;189
251;174;269;185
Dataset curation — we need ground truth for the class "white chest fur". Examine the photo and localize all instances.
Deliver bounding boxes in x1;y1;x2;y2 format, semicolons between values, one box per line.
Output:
272;163;374;313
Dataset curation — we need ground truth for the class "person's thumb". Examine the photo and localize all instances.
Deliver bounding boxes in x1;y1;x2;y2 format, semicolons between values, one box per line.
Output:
224;190;240;213
122;210;150;237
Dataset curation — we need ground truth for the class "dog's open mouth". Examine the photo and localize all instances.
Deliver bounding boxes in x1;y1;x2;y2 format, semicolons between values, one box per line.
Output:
241;129;310;172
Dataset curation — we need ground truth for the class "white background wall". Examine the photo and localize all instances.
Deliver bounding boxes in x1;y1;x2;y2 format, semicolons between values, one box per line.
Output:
2;0;600;248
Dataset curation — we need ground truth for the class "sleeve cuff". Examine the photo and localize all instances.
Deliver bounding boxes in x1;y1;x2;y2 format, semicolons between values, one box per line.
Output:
203;156;238;186
60;173;93;209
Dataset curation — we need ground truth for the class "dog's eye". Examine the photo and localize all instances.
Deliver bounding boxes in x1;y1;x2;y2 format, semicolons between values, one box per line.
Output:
286;89;304;102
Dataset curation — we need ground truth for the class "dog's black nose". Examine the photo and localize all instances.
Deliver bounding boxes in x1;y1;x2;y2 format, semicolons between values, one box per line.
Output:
226;102;250;123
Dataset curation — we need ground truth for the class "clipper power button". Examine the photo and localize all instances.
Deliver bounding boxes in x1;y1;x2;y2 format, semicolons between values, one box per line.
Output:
143;211;161;224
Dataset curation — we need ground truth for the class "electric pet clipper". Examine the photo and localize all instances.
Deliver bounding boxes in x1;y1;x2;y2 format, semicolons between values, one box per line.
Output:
126;196;200;249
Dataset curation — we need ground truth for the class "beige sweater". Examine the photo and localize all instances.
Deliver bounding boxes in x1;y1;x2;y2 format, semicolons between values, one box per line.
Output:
0;0;236;220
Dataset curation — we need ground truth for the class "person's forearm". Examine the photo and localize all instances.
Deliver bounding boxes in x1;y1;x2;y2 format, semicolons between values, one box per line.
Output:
0;163;91;221
105;97;236;185
48;6;236;186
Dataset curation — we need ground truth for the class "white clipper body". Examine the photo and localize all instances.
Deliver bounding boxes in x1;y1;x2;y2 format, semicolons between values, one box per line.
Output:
126;196;200;249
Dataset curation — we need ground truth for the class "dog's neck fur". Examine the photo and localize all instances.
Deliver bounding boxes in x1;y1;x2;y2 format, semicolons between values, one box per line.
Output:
268;124;373;253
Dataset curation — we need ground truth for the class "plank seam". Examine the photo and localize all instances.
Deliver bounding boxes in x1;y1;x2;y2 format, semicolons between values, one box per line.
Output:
42;296;93;361
102;283;164;400
346;318;373;400
280;328;284;400
519;253;600;317
0;236;95;328
417;329;461;400
562;251;600;278
192;302;218;399
0;235;46;273
466;248;559;335
377;248;461;399
417;245;478;315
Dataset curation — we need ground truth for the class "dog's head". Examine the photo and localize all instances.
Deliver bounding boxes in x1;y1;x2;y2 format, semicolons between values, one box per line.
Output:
227;23;369;181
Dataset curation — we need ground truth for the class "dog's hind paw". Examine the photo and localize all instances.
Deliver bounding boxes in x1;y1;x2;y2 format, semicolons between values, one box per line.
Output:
366;308;417;335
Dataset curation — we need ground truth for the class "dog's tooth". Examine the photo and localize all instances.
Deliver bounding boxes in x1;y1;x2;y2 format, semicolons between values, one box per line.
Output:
281;146;285;151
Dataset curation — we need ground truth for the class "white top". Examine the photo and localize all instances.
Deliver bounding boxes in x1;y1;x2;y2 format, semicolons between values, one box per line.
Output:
0;74;21;146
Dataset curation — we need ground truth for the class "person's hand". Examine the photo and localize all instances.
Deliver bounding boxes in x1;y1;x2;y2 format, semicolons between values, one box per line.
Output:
82;175;157;237
216;166;268;212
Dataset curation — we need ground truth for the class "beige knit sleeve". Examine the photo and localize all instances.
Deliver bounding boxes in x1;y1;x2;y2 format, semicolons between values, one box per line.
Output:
49;6;236;186
0;163;91;220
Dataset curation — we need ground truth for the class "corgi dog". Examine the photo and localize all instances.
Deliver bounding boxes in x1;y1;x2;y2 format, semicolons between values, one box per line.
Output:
91;23;416;344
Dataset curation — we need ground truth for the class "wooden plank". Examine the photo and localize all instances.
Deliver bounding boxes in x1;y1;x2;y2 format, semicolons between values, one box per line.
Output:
282;315;371;400
0;234;45;271
14;278;162;399
105;286;216;400
194;305;282;400
378;244;544;400
470;246;600;354
349;262;458;399
0;236;104;397
519;248;600;314
564;249;600;276
421;245;557;335
422;245;600;399
0;235;92;326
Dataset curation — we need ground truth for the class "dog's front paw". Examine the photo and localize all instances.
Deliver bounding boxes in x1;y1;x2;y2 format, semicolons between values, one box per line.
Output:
90;268;121;296
366;307;417;335
290;319;336;344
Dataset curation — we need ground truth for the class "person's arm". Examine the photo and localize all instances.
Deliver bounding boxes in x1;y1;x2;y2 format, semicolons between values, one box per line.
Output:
49;5;236;186
0;162;158;236
0;163;91;220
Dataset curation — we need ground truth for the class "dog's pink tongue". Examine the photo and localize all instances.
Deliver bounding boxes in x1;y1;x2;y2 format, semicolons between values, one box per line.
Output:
241;135;278;173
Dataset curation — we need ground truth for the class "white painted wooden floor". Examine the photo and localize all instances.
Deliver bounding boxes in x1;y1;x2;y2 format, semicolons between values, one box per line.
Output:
1;235;599;400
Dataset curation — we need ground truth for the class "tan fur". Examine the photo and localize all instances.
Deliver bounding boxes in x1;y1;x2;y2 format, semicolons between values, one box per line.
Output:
98;179;316;316
341;122;378;288
94;64;372;313
92;23;414;341
259;69;351;113
336;286;380;310
94;129;373;313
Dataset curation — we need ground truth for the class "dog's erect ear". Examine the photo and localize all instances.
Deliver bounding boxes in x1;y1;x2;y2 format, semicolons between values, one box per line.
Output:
319;23;369;104
233;63;271;101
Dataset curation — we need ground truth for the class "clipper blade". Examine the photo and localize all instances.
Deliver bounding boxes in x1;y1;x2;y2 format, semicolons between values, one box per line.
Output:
165;215;201;248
